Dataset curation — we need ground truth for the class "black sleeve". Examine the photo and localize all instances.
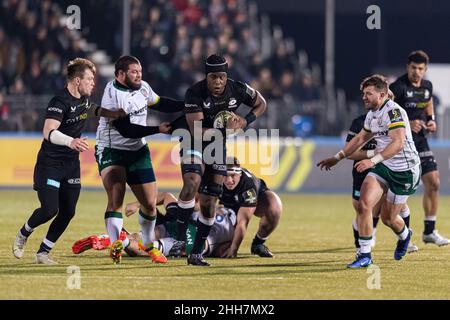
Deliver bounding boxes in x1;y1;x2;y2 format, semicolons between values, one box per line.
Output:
149;96;185;113
184;88;203;114
112;116;160;138
168;115;189;134
236;81;257;107
389;80;403;104
45;97;68;122
346;118;361;142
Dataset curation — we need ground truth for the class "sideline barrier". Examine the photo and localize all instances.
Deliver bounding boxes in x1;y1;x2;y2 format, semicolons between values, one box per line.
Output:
1;136;449;193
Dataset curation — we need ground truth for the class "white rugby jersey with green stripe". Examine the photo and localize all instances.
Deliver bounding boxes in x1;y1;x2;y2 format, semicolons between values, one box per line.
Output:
363;99;420;171
96;80;160;151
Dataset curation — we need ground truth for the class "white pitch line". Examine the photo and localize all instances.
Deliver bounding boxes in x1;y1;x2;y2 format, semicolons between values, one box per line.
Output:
0;275;285;280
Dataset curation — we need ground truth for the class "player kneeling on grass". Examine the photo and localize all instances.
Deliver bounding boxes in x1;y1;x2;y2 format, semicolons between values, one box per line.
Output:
220;157;282;258
318;75;421;269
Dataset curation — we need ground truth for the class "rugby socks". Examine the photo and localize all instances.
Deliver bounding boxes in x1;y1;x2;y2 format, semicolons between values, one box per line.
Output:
373;216;380;229
37;238;55;254
396;225;410;240
165;202;179;221
358;236;372;258
352;219;360;248
252;233;268;247
139;209;156;247
20;222;34;238
191;215;215;254
177;198;195;241
400;206;410;228
105;211;124;245
424;216;436;235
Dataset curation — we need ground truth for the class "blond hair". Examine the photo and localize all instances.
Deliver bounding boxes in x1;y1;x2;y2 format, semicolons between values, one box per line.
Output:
67;58;96;80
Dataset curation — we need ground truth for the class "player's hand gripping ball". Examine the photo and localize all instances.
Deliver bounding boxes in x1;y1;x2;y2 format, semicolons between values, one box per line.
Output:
213;110;235;129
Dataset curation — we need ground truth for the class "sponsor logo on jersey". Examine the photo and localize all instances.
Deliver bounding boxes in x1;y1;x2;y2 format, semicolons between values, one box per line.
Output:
203;101;211;108
388;108;403;123
66;113;88;124
406;90;414;98
140;88;148;97
67;178;81;184
243;189;257;204
185;103;198;108
48;107;63;113
374;130;388;137
70;106;77;112
46;179;60;188
405;102;417;109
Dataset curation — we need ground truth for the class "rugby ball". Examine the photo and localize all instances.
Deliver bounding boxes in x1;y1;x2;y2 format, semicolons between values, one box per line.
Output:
213;110;235;129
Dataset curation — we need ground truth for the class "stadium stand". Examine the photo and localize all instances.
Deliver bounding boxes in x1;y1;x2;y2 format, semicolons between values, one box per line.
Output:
0;0;323;136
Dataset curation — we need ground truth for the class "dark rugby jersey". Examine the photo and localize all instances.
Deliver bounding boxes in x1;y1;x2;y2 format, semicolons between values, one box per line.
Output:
184;78;257;128
346;114;377;179
219;168;263;213
390;73;433;139
39;88;98;160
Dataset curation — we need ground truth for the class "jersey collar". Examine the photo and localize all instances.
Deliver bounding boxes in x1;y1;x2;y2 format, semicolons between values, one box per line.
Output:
376;98;389;112
113;80;132;92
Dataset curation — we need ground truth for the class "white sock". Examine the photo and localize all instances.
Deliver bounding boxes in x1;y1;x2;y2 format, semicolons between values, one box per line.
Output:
139;210;156;247
398;226;410;240
424;216;436;221
400;206;410;219
105;211;123;244
358;238;372;254
43;238;55;250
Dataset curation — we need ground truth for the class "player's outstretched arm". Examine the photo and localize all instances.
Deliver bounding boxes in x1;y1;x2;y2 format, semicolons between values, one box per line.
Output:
85;102;126;119
317;129;373;171
227;207;256;258
112;115;171;138
148;96;185;113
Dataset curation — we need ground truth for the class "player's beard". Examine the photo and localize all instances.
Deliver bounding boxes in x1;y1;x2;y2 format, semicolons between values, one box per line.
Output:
124;75;141;90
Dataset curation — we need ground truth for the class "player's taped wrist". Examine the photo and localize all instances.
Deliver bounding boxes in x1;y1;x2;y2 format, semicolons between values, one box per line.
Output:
333;150;346;161
48;129;74;147
366;150;375;158
244;111;257;128
426;114;435;122
370;153;384;165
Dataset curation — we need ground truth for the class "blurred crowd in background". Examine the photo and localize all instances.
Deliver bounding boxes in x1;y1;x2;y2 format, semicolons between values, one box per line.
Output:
0;0;322;135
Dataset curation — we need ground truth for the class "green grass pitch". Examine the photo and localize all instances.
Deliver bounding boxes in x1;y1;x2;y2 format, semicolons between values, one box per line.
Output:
1;190;450;299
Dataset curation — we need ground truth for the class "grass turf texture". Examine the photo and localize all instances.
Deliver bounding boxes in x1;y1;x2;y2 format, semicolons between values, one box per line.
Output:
1;190;450;299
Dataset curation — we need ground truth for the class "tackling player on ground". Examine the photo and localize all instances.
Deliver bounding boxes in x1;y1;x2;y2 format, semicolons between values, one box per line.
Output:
390;50;449;246
220;157;282;258
318;75;421;268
